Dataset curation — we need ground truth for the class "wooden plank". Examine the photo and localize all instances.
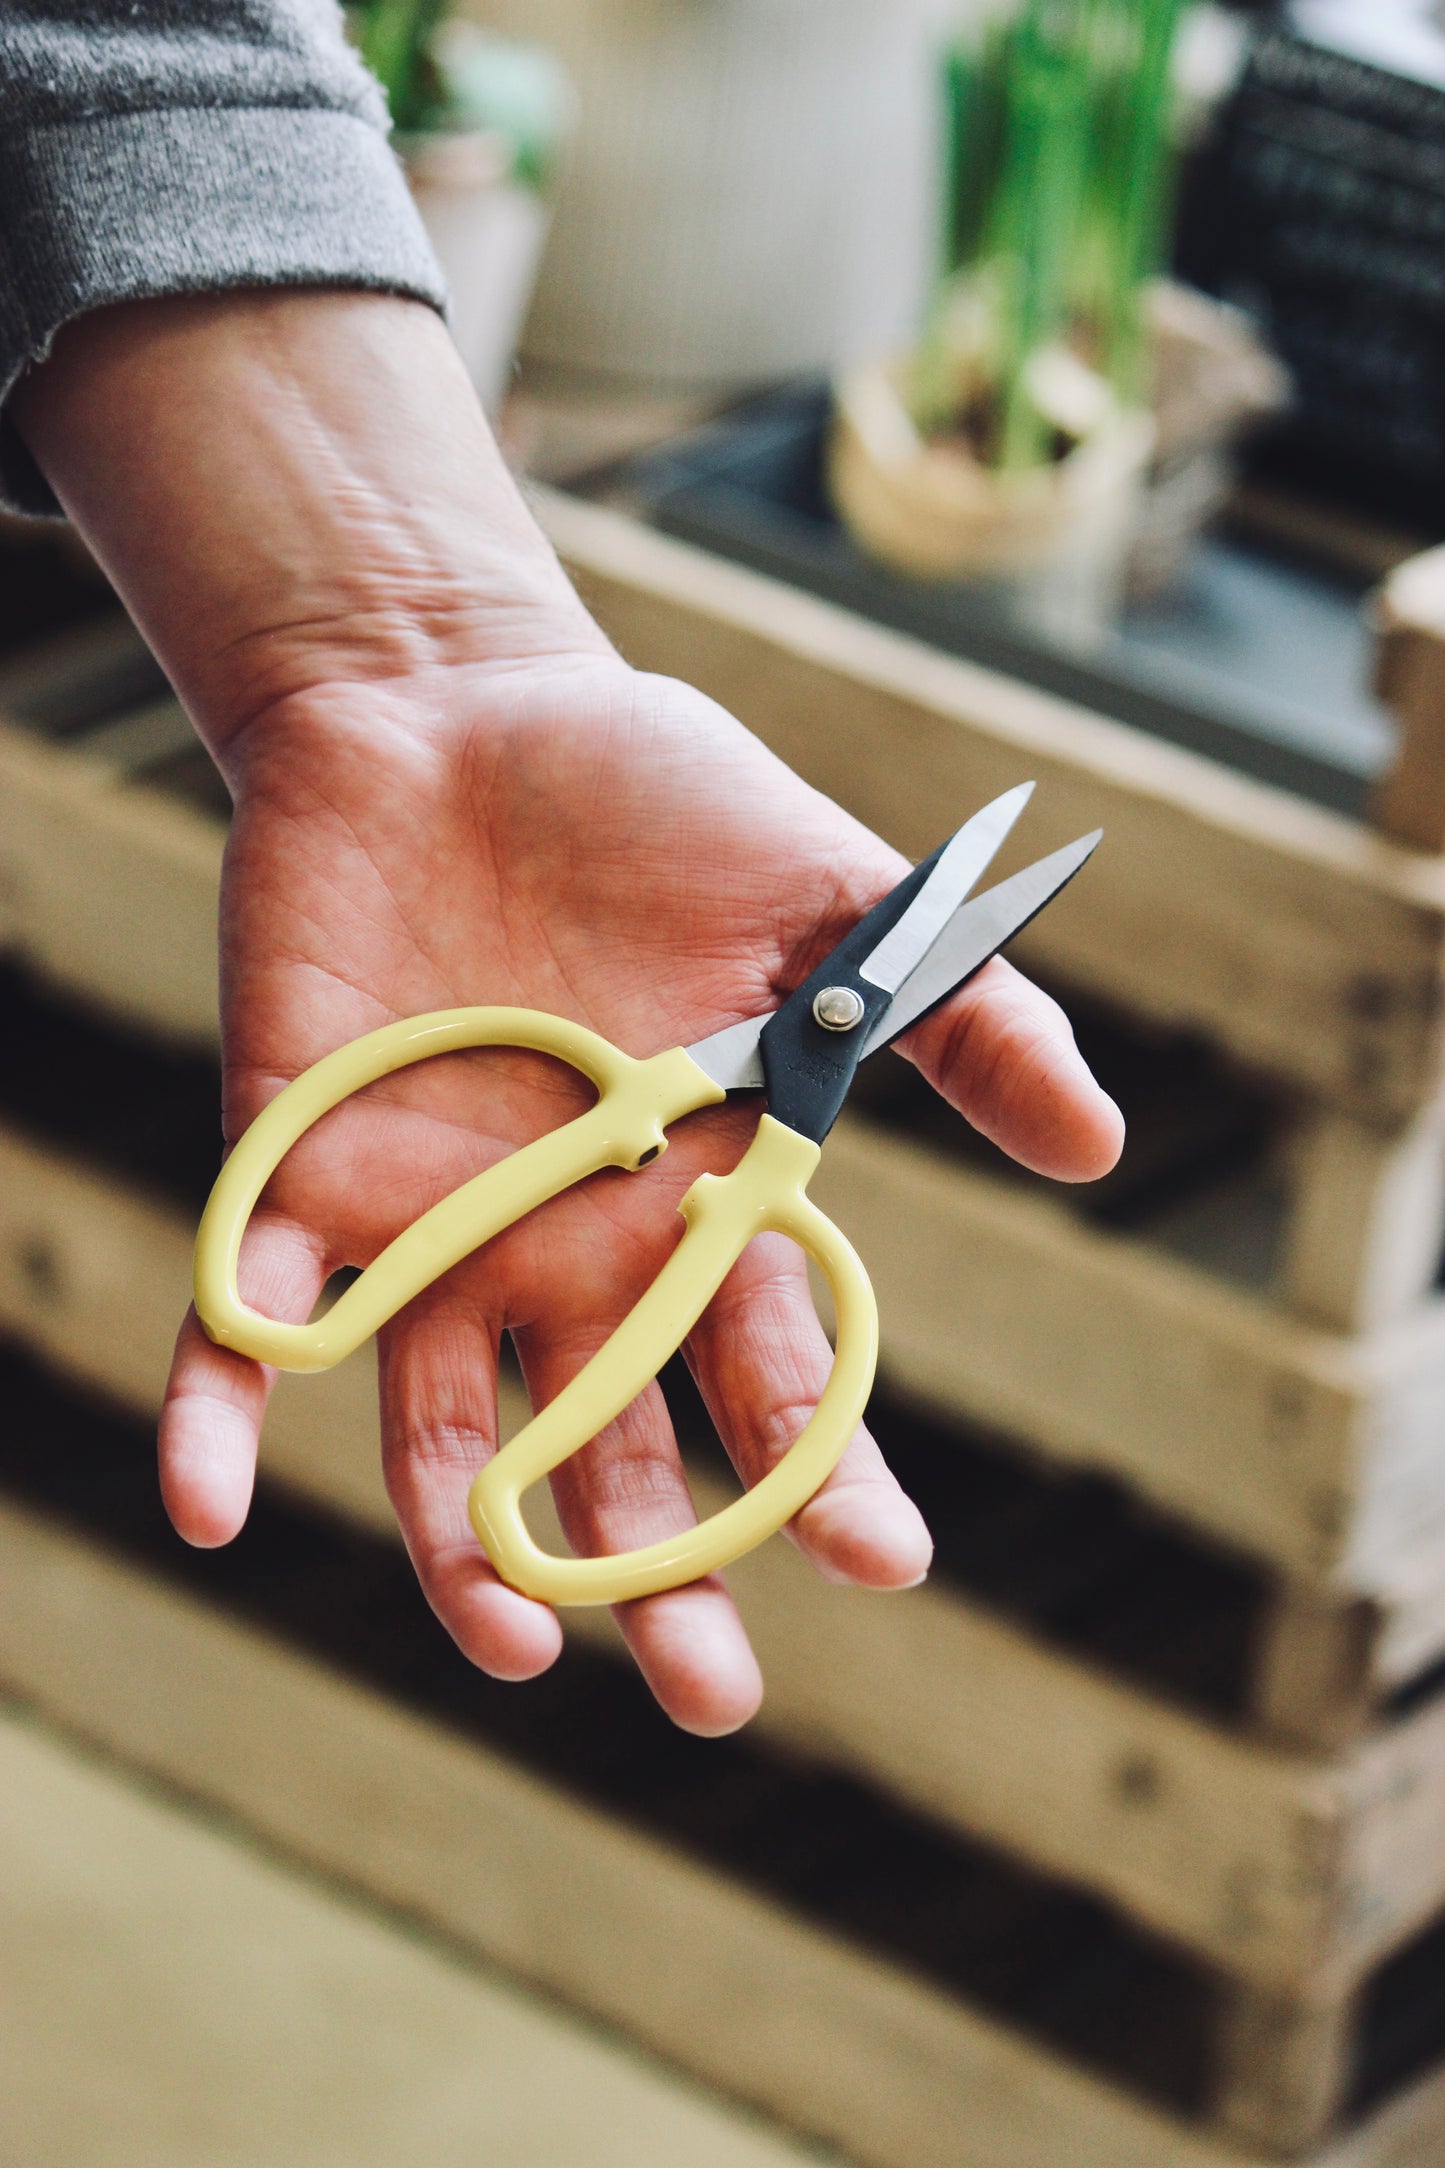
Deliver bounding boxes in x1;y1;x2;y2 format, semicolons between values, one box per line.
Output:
569;1468;1445;2007
1247;1581;1377;1755
7;1125;1445;2001
0;1121;388;1531
722;1505;1350;1996
0;1495;1270;2168
1213;1987;1357;2156
740;1495;1328;1975
0;727;221;1046
1371;546;1445;853
538;487;1445;1124
1279;1108;1445;1335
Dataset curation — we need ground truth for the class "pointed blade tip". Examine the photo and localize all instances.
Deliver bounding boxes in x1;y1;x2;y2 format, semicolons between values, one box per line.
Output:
856;827;1103;1057
990;778;1036;814
857;782;1040;996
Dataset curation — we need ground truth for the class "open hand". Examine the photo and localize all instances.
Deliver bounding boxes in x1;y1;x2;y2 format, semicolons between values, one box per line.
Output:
160;651;1121;1731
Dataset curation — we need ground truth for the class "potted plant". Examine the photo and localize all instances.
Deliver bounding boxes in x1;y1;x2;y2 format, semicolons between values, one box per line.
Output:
349;1;572;414
830;0;1282;641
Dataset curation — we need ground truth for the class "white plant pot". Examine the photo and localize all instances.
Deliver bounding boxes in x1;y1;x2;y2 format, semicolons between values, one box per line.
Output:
462;0;961;386
830;357;1155;647
403;132;552;416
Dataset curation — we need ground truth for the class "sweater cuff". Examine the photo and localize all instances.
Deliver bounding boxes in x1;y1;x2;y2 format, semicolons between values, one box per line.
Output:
0;104;448;515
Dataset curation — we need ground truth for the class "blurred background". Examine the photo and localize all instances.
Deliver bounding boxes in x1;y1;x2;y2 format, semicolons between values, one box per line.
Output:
8;2;1445;2163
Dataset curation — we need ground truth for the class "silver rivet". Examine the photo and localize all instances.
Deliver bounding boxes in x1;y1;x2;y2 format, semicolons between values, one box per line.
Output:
813;985;865;1032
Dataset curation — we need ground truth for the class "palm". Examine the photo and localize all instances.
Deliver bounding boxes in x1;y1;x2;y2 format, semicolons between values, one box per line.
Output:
166;658;1120;1733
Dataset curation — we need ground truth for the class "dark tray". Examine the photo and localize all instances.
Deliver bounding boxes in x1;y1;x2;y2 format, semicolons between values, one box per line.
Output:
578;382;1397;819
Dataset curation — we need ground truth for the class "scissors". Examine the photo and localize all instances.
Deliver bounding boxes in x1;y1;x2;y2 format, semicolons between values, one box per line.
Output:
195;783;1098;1608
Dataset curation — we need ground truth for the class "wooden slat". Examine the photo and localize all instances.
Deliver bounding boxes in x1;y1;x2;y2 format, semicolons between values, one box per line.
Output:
1279;1109;1445;1335
1247;1582;1376;1755
1371;547;1445;853
6;1123;1445;2002
1346;1696;1445;1981
0;1120;387;1531
1214;1988;1357;2156
720;1493;1343;1994
0;727;220;1045
538;487;1445;1125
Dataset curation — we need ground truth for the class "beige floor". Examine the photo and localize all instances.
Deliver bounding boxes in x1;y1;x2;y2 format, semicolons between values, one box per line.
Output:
0;1700;825;2168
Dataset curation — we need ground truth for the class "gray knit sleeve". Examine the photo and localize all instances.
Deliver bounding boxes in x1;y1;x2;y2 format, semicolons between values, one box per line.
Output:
0;0;448;513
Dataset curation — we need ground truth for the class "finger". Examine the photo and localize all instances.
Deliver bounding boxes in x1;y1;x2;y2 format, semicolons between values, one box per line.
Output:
684;1232;932;1590
514;1316;763;1738
378;1284;564;1683
159;1211;327;1547
899;955;1124;1181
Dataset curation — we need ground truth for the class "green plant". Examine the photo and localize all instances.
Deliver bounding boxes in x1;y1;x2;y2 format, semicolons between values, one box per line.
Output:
350;0;450;135
915;0;1186;470
348;3;570;190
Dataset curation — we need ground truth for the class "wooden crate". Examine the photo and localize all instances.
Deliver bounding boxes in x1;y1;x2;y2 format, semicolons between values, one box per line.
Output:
8;516;1445;2157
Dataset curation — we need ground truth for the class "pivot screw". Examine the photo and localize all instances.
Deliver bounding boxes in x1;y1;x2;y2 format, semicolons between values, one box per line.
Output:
813;985;866;1033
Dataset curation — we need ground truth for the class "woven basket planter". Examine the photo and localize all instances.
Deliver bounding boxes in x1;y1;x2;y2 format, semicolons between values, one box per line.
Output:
829;355;1155;645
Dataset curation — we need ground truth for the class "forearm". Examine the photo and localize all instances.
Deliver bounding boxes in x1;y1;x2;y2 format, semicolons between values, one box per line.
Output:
12;292;607;762
0;3;448;519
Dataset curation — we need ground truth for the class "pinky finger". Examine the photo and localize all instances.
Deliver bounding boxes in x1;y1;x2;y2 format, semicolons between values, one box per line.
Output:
158;1214;327;1547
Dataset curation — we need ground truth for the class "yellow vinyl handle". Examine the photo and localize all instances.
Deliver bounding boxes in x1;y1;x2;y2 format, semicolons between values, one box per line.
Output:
468;1113;880;1607
194;1008;726;1371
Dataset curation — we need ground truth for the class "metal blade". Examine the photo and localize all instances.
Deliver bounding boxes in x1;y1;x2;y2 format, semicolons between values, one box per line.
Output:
686;1011;766;1092
858;781;1034;994
684;788;1031;1091
859;829;1103;1058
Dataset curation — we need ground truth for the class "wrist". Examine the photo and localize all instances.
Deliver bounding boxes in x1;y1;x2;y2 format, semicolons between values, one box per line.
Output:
222;643;635;818
14;290;610;754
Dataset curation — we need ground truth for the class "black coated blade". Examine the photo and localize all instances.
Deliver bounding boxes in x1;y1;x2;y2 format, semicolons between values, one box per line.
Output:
756;840;950;1145
689;786;1032;1097
759;826;1102;1144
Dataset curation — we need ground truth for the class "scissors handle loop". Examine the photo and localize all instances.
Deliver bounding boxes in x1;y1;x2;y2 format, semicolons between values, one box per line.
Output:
469;1114;879;1607
194;1008;724;1371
